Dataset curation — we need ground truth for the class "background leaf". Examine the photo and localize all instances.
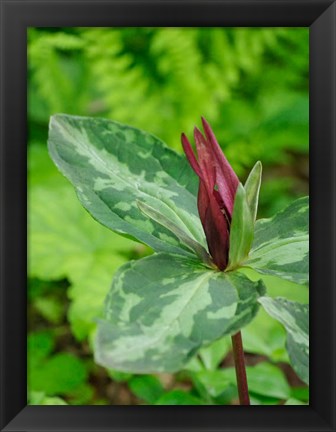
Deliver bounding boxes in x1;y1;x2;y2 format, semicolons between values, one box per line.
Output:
29;351;87;395
191;362;290;400
128;375;164;404
155;390;203;405
285;398;306;405
29;183;136;340
199;337;232;370
29;392;68;405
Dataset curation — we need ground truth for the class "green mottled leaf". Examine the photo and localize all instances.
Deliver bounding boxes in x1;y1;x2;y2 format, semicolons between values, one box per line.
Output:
155;390;203;405
239;269;308;362
228;183;254;269
48;114;205;258
258;297;309;384
245;196;309;285
95;253;265;373
240;268;309;303
137;200;213;267
244;161;262;222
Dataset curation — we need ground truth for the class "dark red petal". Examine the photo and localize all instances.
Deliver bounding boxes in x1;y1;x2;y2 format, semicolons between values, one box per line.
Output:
194;127;215;189
201;117;239;217
203;189;229;270
197;180;209;227
181;133;203;178
198;178;229;270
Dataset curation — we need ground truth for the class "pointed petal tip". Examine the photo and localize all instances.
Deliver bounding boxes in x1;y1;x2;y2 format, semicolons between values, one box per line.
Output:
193;126;204;140
181;133;191;149
201;117;218;143
201;116;211;130
181;132;203;178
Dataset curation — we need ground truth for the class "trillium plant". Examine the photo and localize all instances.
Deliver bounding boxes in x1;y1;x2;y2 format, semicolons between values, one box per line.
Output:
48;114;309;405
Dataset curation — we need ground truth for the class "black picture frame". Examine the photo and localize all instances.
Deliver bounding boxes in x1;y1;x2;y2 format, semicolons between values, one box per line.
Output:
1;0;335;431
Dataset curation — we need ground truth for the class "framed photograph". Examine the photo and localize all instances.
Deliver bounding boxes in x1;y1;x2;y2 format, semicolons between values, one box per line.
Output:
1;0;335;431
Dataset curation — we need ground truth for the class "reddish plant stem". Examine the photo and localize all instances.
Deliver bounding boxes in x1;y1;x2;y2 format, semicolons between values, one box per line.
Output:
231;331;250;405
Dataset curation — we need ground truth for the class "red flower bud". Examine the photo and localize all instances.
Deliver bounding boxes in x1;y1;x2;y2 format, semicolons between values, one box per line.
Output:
181;119;239;270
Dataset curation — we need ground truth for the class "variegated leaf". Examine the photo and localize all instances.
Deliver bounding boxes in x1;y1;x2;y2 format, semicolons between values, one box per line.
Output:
137;200;213;267
245;196;309;285
48;114;206;257
258;296;309;384
95;254;266;373
227;183;254;270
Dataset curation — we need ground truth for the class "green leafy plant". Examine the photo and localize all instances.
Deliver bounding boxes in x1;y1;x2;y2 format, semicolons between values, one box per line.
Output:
48;114;308;405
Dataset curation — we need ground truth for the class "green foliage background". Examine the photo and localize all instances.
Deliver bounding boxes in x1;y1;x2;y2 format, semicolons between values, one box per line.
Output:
28;27;309;405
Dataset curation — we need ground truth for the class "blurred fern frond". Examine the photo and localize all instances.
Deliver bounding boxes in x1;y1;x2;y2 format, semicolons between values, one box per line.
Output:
28;30;87;119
